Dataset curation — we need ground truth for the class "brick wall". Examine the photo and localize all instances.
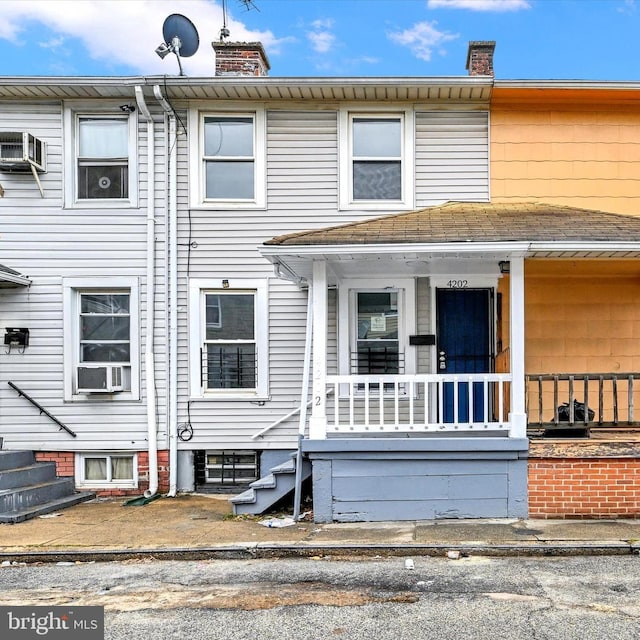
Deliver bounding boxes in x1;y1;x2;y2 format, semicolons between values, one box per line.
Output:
529;457;640;518
35;450;170;498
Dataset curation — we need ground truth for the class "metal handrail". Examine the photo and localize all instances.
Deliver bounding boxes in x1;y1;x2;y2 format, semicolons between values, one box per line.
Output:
7;381;77;438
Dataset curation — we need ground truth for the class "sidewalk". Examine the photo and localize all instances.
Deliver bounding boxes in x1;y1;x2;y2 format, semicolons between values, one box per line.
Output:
0;494;639;562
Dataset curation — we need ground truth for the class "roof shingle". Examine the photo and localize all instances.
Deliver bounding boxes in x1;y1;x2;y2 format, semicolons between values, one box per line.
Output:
265;202;640;246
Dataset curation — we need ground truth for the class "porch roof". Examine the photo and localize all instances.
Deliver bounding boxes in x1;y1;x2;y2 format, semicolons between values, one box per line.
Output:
261;202;640;283
0;264;30;288
265;202;640;246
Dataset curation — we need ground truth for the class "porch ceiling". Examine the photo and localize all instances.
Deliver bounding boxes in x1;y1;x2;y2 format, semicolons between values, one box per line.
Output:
261;202;640;283
0;264;30;288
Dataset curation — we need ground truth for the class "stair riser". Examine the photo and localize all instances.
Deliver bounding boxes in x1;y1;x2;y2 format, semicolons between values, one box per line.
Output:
0;463;57;490
0;451;35;471
0;479;76;513
232;460;312;515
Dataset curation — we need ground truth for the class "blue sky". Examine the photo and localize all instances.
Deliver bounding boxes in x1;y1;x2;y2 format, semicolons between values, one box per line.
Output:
0;0;639;80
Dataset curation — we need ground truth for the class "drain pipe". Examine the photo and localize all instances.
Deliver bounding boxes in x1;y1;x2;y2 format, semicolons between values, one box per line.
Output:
135;86;159;498
153;84;178;497
293;285;313;520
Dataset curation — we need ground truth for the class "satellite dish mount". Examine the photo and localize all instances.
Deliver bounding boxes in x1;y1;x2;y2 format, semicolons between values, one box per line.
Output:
156;14;200;76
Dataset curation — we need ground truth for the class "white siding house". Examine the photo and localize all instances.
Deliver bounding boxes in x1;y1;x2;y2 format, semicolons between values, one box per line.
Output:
0;41;532;520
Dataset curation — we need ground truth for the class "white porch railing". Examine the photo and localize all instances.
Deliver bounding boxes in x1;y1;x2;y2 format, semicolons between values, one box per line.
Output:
324;373;512;434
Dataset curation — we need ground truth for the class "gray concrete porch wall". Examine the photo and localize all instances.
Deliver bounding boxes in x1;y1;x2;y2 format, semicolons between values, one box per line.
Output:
301;438;529;522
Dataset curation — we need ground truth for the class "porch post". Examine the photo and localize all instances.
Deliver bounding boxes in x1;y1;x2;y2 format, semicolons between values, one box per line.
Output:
509;255;527;438
309;260;328;439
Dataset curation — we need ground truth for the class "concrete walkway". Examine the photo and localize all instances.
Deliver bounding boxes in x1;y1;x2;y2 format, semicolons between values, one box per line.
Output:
0;494;639;562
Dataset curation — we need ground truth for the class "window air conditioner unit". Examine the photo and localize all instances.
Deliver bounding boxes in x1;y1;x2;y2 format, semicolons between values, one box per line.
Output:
0;132;46;172
77;364;125;393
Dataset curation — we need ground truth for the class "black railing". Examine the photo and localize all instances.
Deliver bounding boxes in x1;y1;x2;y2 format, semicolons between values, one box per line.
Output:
8;381;77;437
526;373;640;435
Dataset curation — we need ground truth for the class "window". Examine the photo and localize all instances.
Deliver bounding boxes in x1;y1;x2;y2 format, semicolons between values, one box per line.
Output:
77;117;128;199
339;110;414;210
205;450;258;484
64;106;138;207
204;292;256;390
337;279;416;393
354;291;401;375
76;453;137;488
190;110;265;208
352;118;402;201
63;278;140;401
189;279;269;399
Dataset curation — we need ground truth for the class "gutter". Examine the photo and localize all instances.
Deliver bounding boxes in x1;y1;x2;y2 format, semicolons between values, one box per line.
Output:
134;86;159;498
153;84;179;497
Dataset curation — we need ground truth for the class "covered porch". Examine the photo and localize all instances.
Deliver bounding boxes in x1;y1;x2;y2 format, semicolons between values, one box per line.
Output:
261;202;640;521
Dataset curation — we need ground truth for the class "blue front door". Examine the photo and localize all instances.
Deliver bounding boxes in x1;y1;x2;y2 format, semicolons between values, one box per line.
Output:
436;288;493;423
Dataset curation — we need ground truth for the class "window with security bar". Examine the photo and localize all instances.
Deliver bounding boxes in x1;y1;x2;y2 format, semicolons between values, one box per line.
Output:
205;450;257;484
353;291;403;375
202;292;257;390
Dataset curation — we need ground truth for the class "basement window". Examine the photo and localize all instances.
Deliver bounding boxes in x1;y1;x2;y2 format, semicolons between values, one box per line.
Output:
205;450;257;484
75;453;137;488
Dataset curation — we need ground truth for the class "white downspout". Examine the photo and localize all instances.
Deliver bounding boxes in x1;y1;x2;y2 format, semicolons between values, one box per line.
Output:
153;84;178;497
135;86;158;497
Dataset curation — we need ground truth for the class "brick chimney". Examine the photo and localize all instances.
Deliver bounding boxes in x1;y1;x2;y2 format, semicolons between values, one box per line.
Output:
212;41;270;77
465;41;496;77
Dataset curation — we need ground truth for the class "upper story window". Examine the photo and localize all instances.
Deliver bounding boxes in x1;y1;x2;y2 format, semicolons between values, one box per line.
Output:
77;117;128;199
190;109;266;209
340;110;414;211
352;118;402;201
64;105;138;208
204;116;254;200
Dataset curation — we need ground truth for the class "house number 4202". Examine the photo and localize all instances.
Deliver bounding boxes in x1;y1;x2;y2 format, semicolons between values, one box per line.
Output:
447;279;468;288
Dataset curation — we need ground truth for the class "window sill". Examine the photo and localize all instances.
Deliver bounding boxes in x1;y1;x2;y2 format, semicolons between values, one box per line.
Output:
65;200;140;210
340;201;414;212
66;393;140;403
190;393;270;402
191;202;266;211
76;481;137;490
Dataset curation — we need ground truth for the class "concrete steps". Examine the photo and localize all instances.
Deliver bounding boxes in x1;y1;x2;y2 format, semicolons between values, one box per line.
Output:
230;455;312;516
0;450;95;523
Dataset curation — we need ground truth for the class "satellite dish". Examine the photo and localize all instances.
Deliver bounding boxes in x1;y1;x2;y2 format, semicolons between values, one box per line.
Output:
155;14;200;76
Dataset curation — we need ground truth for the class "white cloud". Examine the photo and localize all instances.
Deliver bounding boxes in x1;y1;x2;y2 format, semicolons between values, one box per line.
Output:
0;0;285;75
311;18;335;30
428;0;530;10
618;0;636;14
308;30;335;54
306;17;337;54
388;21;458;62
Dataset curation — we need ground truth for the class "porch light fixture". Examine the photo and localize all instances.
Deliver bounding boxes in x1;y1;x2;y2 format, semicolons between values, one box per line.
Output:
499;261;510;274
222;279;230;289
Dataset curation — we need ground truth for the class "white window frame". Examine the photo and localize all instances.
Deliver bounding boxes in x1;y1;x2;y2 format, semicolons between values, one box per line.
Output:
63;277;140;402
338;278;416;394
339;109;414;211
189;107;266;209
63;103;138;208
75;452;138;489
189;278;269;400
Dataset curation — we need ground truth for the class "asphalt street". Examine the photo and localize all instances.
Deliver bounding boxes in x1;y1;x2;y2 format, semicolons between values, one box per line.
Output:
1;555;639;639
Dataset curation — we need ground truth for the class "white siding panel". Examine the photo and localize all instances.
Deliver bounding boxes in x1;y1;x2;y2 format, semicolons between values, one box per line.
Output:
0;101;166;451
415;111;489;207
